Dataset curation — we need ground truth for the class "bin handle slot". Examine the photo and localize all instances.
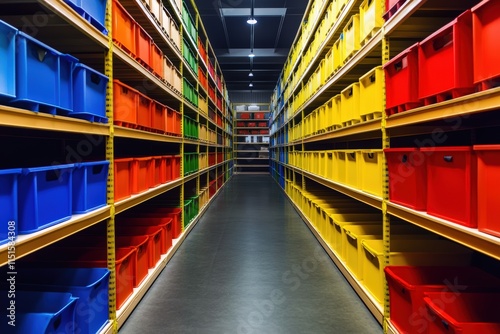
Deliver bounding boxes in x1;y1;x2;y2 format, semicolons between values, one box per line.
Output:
369;73;376;83
36;48;48;62
393;57;407;72
401;154;408;163
432;30;453;51
92;164;104;175
367;152;375;159
46;169;62;182
443;156;453;163
90;72;102;85
52;315;62;330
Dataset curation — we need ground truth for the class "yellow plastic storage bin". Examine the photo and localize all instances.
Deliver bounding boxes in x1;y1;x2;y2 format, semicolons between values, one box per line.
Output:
345;150;360;188
343;14;360;62
333;151;347;184
359;66;384;121
341;83;361;126
359;0;384;45
325;94;342;130
330;213;382;257
359;150;383;197
343;224;436;280
333;37;343;71
362;239;473;305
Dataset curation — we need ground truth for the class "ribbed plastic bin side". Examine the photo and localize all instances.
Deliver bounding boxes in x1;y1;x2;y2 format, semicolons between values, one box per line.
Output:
113;80;138;128
0;168;21;244
0;291;78;334
71;63;109;123
15;267;110;334
18;164;74;234
114;158;133;201
0;20;17;100
72;161;109;214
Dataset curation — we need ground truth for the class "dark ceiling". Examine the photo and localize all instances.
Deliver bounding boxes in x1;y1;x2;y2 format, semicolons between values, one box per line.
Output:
189;0;308;95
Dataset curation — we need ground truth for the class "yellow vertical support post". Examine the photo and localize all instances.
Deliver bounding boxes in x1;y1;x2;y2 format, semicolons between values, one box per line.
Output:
104;0;117;332
381;26;391;334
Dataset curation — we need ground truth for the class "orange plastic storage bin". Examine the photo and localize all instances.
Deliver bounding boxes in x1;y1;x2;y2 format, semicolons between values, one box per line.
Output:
137;92;152;130
113;80;138;128
135;25;152;68
131;157;152;194
114;158;133;201
472;0;500;90
116;225;162;269
119;217;172;255
418;10;474;104
166;107;181;135
171;155;181;179
420;146;477;227
151;100;166;133
473;145;500;237
112;0;136;55
150;43;163;78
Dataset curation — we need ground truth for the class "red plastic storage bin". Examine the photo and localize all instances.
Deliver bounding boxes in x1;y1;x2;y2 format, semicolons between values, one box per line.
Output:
166;106;181;135
383;0;408;20
151;100;166;133
137;92;152;130
112;0;136;55
473;145;500;237
171;155;181;179
384;148;427;210
114;158;133;201
121;216;173;253
420;146;477;227
418;10;474;105
208;152;216;166
423;292;500;334
254;112;265;119
135;25;151;68
150;42;163;78
150;156;163;188
385;266;500;334
239;112;250;119
116;224;162;269
116;235;149;287
131;157;152;194
384;43;420;115
135;207;182;239
113;80;138;128
472;0;500;90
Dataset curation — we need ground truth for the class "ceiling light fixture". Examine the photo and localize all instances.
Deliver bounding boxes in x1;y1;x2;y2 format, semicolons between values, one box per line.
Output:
247;0;257;24
249;71;254;77
248;52;255;58
249;83;253;87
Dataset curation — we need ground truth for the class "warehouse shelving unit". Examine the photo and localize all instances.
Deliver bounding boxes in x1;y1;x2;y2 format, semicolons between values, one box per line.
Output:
269;0;500;331
0;0;232;332
233;103;270;174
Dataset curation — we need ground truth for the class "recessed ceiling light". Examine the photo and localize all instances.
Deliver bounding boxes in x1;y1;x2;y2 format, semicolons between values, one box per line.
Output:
247;17;257;24
249;72;254;77
249;83;253;87
248;52;255;58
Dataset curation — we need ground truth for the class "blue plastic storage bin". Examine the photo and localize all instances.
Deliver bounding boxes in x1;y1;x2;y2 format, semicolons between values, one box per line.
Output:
0;290;78;334
73;161;109;214
15;267;110;334
18;164;74;234
64;0;108;34
71;63;109;123
0;168;21;245
13;32;78;114
0;20;17;100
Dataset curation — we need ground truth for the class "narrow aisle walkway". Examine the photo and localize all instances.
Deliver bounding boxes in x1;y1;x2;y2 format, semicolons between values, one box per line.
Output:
119;175;382;334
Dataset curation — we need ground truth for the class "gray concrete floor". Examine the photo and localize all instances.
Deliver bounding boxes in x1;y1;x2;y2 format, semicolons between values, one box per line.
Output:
119;174;382;334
